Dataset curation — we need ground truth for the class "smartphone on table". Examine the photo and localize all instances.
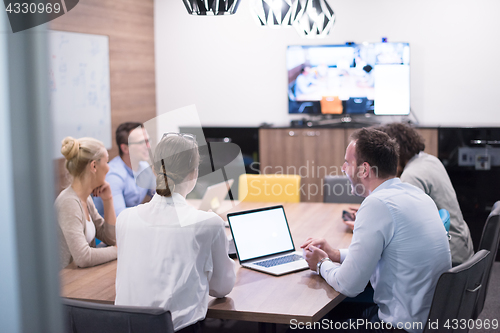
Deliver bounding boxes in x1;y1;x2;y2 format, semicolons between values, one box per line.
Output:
342;210;355;221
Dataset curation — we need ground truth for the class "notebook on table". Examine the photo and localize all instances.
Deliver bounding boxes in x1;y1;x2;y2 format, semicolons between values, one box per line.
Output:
227;205;308;276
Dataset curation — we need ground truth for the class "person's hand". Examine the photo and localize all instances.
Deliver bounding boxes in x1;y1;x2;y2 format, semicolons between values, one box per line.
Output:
301;238;334;259
342;207;358;231
303;245;328;271
347;207;358;219
92;181;113;201
343;220;355;231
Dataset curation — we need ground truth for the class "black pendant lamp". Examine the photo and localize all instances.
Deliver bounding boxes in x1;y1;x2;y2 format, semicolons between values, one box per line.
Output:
183;0;241;15
294;0;335;38
251;0;304;27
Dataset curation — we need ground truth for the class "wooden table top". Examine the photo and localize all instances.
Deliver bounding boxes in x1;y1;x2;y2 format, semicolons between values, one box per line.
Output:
60;200;355;324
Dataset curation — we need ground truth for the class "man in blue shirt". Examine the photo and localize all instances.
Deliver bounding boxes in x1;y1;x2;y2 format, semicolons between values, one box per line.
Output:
302;128;451;333
94;122;155;217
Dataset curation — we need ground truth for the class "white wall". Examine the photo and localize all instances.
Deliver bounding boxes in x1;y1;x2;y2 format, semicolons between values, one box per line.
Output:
155;0;500;127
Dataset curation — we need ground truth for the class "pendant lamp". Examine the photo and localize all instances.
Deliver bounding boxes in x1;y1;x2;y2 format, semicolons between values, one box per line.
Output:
294;0;335;38
251;0;304;27
183;0;241;15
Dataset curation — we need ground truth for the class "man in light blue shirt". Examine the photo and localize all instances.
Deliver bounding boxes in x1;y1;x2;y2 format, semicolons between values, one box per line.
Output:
302;128;451;333
94;122;155;217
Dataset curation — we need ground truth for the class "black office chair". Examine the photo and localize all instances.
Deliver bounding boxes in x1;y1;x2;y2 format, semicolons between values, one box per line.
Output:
424;249;490;333
323;176;364;204
62;298;174;333
473;201;500;319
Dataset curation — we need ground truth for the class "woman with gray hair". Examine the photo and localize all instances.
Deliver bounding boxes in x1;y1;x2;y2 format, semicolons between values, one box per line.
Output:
115;133;235;333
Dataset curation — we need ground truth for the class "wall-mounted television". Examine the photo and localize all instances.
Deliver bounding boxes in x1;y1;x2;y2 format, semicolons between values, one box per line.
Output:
287;43;410;116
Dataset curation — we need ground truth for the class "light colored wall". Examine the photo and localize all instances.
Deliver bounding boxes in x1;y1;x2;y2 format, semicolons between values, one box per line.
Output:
155;0;500;127
50;0;156;192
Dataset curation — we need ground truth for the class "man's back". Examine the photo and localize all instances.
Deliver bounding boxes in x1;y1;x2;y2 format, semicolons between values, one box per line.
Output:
367;179;450;331
401;152;474;266
322;178;451;332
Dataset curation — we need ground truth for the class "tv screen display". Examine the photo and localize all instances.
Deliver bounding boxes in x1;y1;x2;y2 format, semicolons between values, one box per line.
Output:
287;43;410;115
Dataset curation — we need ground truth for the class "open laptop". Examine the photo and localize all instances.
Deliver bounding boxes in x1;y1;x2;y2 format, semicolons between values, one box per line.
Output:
227;205;309;276
198;179;234;212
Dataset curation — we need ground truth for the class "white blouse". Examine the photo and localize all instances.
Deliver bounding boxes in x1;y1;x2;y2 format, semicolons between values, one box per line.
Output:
85;217;96;245
114;193;236;331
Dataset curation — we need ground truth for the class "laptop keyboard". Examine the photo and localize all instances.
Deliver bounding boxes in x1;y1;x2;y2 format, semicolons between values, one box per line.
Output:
254;254;303;268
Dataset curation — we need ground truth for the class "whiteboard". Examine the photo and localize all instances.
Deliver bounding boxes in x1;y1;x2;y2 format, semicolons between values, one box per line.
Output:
49;31;111;158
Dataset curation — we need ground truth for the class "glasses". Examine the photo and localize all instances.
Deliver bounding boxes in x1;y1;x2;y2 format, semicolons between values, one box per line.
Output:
161;132;197;166
161;132;196;142
128;138;150;146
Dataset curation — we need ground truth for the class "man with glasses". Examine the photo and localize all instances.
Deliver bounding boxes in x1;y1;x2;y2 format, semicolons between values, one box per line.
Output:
94;122;155;217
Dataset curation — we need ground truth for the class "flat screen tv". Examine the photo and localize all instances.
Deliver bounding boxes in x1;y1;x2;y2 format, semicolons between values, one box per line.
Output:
287;43;410;115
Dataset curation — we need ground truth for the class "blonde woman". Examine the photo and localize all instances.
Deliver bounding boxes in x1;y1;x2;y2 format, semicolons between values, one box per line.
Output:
115;133;235;332
55;137;117;268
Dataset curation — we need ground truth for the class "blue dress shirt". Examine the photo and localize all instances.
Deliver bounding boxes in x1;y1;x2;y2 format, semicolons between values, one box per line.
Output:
320;178;451;333
93;156;155;217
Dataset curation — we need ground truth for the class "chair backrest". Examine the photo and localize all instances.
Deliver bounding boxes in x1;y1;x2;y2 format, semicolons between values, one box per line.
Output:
439;209;451;237
238;174;301;203
323;175;364;204
62;298;174;333
320;96;343;114
424;250;490;333
473;201;500;319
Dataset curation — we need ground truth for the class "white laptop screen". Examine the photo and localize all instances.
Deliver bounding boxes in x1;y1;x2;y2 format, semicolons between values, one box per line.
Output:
228;206;295;262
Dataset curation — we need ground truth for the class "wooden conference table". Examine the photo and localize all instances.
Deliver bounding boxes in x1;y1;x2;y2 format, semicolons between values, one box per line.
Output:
60;201;355;325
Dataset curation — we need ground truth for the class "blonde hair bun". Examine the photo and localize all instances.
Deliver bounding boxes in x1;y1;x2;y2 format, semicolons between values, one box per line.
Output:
61;137;80;160
62;137;105;178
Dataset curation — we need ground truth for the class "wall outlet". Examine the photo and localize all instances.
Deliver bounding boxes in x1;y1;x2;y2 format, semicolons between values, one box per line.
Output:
475;154;491;170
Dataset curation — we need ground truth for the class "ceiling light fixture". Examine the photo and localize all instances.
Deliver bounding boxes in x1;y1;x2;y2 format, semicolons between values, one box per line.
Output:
183;0;241;15
294;0;335;38
251;0;304;27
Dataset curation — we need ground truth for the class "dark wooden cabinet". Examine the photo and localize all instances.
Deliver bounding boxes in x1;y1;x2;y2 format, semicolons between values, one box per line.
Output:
259;127;438;202
439;127;500;259
416;128;439;157
260;128;346;202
